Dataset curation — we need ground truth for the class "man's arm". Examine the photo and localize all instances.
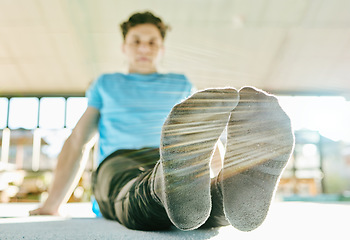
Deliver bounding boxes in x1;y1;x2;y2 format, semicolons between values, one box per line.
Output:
30;107;100;215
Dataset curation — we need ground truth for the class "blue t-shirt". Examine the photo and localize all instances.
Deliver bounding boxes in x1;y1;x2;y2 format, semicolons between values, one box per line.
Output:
86;72;193;164
87;72;193;217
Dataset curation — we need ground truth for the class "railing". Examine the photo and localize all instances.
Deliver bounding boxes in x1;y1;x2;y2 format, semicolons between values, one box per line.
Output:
0;95;88;171
0;128;98;172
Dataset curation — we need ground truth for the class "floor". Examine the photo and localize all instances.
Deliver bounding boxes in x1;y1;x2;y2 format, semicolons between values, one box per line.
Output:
0;201;348;240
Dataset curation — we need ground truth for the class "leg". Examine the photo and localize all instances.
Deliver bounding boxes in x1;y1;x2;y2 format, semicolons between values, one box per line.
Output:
153;88;239;230
114;169;172;230
199;177;230;229
219;86;294;231
92;148;172;230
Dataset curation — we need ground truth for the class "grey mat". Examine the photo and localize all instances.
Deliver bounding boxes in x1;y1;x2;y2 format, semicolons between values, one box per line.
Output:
0;202;349;240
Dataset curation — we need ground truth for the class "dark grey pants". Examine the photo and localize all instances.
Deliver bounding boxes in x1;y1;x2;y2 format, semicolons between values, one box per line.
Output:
91;148;229;231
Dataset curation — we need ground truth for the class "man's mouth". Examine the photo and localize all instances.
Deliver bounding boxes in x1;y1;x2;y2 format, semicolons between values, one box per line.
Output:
137;57;151;62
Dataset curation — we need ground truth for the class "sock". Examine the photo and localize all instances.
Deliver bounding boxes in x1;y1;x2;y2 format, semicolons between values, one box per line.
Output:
153;88;239;230
220;86;294;231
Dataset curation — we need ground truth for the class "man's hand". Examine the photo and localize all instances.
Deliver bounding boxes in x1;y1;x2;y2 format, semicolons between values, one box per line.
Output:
29;206;59;216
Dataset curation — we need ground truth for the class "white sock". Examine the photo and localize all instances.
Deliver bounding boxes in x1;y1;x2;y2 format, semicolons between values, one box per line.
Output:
220;86;294;231
154;88;239;230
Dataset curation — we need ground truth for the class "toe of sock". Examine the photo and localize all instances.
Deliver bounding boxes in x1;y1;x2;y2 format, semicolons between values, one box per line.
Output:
221;173;275;232
226;198;270;231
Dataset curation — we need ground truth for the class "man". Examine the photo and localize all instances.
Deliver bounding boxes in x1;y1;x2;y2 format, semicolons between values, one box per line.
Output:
30;11;294;232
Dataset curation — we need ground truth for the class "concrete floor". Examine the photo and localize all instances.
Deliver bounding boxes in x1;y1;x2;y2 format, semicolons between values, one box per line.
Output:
0;201;349;240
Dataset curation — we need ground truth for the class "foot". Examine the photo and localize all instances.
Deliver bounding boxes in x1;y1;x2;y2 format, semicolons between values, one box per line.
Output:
155;88;239;230
220;86;294;231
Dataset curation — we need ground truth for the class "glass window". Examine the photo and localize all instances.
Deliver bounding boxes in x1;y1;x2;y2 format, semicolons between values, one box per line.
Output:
8;98;39;129
66;97;88;129
0;98;8;129
39;97;66;129
278;96;350;143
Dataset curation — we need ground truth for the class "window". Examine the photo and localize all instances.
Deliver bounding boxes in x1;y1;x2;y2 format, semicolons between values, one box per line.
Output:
66;97;88;129
39;97;66;129
1;96;88;171
278;96;350;143
0;98;9;129
8;98;39;129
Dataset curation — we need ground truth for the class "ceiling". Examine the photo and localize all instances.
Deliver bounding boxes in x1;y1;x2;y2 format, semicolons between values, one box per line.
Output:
0;0;350;97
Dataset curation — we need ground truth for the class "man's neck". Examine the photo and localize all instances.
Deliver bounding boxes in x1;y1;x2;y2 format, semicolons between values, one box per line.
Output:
128;67;157;75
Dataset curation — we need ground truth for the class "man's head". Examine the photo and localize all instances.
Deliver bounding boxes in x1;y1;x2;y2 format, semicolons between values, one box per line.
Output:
120;12;169;74
120;11;169;40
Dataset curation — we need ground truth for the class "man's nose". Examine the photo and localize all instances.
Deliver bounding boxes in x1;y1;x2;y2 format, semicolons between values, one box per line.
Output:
137;42;151;52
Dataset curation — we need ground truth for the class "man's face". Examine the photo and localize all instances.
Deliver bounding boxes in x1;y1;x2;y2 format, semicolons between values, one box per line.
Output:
122;23;164;74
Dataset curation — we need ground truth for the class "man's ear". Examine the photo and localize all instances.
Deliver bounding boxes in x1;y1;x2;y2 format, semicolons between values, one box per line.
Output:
159;45;165;57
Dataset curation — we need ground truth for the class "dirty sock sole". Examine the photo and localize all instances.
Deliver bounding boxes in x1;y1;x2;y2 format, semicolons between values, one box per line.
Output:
159;88;239;230
221;86;294;231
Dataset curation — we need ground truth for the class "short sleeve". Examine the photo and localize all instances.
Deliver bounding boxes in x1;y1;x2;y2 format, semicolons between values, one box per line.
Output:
86;75;103;110
183;75;196;98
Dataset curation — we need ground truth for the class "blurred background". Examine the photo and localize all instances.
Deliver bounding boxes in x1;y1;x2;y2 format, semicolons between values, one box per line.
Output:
1;0;350;204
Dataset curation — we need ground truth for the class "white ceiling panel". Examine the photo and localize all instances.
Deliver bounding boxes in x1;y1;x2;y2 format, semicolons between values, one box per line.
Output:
0;0;349;97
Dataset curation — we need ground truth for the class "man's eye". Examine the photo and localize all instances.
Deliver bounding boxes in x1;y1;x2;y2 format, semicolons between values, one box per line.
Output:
134;40;140;44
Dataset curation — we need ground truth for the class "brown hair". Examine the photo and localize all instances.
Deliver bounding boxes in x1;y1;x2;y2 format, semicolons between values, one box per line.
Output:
120;11;170;40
